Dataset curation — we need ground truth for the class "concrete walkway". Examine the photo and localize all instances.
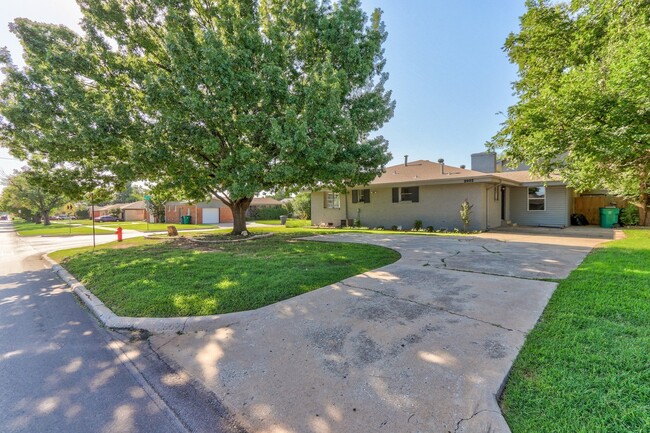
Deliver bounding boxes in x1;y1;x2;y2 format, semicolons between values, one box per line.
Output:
149;227;616;433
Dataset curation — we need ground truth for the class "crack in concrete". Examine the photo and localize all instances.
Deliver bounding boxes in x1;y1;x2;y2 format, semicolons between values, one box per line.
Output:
481;245;501;254
339;281;522;334
454;409;503;433
440;251;461;267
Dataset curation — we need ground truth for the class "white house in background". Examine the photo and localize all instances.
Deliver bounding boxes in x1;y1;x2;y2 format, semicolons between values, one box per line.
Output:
310;152;573;231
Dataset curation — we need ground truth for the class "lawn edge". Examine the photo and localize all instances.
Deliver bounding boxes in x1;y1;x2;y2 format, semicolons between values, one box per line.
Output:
43;253;263;333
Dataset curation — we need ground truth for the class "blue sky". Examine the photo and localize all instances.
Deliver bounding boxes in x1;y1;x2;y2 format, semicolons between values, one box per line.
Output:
0;0;526;178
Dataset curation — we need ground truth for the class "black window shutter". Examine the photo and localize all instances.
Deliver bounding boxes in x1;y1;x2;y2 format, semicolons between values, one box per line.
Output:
392;187;399;203
364;189;370;203
323;192;327;208
412;187;419;203
352;190;358;203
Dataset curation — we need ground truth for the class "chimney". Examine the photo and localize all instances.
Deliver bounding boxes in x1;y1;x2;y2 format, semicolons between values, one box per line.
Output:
471;152;497;173
437;158;445;175
404;155;409;166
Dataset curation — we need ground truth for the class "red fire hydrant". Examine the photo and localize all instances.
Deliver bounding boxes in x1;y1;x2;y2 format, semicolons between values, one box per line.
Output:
116;226;123;242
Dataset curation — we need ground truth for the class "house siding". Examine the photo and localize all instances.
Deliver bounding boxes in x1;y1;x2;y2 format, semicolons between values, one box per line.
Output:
510;186;570;227
312;184;489;230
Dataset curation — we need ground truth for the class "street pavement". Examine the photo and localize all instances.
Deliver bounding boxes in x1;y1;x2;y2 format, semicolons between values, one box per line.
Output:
0;221;244;433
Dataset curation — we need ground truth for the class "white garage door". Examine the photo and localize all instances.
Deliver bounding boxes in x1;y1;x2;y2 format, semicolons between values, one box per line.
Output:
202;208;220;224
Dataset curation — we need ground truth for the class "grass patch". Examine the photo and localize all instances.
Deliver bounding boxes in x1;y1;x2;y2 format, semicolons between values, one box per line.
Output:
14;220;113;236
501;229;650;433
55;230;400;317
252;218;312;228
97;221;220;232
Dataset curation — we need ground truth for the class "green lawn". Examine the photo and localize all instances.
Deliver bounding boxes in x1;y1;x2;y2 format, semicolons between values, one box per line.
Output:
14;220;114;236
252;218;312;228
97;221;220;232
53;229;400;317
501;229;650;433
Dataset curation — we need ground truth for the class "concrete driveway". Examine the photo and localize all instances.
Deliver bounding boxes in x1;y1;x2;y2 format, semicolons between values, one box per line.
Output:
150;228;616;433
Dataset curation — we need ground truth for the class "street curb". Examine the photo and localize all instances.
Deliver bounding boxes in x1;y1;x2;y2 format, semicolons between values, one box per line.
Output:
42;254;258;334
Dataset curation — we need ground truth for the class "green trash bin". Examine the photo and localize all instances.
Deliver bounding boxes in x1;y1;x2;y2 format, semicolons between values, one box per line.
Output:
599;207;620;228
181;215;191;224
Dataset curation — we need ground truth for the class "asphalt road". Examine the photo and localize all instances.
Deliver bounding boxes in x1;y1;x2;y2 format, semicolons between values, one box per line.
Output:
0;221;244;433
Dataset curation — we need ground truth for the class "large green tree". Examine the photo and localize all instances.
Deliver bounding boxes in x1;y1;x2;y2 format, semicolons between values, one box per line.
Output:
0;168;67;224
1;0;394;234
491;0;650;225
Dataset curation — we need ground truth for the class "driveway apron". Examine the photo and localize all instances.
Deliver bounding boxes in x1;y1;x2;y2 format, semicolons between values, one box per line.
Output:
150;229;613;433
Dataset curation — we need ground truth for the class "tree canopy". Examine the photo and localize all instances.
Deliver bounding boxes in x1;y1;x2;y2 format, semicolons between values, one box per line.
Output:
490;0;650;224
0;168;68;224
0;0;395;234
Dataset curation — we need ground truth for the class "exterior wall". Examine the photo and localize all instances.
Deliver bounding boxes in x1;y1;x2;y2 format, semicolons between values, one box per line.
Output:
510;186;570;227
165;204;196;224
311;192;346;227
312;183;489;230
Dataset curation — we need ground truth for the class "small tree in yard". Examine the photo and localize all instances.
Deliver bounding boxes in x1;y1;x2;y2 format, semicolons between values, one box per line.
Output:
0;0;395;235
291;192;312;220
460;199;473;232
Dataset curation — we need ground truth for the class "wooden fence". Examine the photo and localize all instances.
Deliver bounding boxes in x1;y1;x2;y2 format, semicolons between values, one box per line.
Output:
574;195;627;225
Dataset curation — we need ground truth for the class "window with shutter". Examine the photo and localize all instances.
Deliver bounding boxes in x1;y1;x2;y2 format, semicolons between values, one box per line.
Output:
352;189;370;203
394;187;420;203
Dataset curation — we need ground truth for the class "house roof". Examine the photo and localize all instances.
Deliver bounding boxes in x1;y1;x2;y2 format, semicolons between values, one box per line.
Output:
251;197;282;206
493;171;564;185
121;200;147;210
94;203;126;211
371;160;483;185
361;160;565;188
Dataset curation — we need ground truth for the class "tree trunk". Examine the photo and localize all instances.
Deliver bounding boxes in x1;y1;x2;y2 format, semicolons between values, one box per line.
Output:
230;198;252;235
42;211;51;226
640;193;649;226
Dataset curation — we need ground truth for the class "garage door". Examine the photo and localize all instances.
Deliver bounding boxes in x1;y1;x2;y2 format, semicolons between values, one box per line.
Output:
202;208;220;224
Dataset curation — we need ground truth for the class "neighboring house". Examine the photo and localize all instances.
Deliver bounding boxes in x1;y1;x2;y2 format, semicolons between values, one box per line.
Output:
311;152;574;231
165;199;234;224
164;197;283;224
121;201;149;222
246;197;283;218
92;203;125;218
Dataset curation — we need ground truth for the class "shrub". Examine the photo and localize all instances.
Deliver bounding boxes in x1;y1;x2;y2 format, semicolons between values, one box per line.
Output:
425;226;434;233
249;205;284;220
390;225;398;231
620;203;640;226
291;192;312;220
460;199;473;231
413;219;423;231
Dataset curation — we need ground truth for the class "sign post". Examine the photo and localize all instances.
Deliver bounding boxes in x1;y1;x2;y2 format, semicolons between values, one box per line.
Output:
144;195;152;231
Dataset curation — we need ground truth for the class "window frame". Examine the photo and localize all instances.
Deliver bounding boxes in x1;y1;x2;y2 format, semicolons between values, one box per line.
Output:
351;189;371;204
325;192;341;209
527;186;546;211
392;186;419;203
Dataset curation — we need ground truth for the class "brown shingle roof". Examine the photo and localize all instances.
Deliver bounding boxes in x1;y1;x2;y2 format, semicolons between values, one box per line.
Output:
370;160;488;185
251;197;282;206
120;200;147;210
493;171;564;184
